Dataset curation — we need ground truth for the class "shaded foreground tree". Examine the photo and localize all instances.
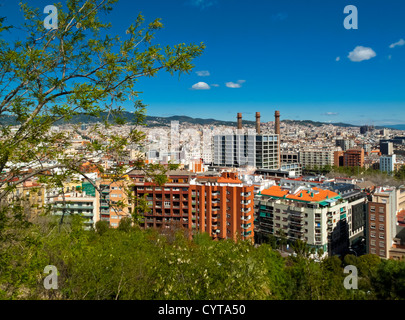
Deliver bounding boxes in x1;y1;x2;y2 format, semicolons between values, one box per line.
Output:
3;217;404;300
0;0;204;229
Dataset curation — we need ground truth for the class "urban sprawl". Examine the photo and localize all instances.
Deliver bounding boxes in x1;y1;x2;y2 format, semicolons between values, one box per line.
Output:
6;111;405;261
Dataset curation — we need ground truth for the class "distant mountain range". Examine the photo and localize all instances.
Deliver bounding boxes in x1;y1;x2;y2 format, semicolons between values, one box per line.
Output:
1;112;404;130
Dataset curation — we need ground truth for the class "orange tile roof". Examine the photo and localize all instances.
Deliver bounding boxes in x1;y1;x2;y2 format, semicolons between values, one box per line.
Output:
196;176;243;184
260;185;339;202
217;177;242;184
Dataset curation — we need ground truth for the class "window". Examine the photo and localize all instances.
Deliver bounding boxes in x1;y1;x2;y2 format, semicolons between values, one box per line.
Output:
379;225;385;231
379;207;384;213
371;240;376;246
379;215;384;222
370;223;376;229
370;206;375;212
379;241;385;248
379;250;385;256
371;232;376;238
370;214;375;221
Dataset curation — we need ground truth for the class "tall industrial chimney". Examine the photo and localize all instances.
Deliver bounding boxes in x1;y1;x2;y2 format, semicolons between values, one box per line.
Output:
255;112;261;134
237;113;242;130
275;110;281;169
275;110;280;135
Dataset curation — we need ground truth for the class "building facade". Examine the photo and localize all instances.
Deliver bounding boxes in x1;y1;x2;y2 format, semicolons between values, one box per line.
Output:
213;134;279;170
254;184;349;255
343;149;365;168
380;154;396;174
191;172;255;242
299;147;334;169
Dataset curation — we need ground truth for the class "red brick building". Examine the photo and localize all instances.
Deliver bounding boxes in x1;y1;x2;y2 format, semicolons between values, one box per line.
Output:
343;149;365;167
128;170;255;242
191;172;255;242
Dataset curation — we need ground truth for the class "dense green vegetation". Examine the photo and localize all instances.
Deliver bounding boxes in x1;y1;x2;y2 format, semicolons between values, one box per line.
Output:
1;215;404;300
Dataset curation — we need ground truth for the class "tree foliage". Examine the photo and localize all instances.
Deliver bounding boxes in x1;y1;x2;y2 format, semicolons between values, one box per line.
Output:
0;0;205;228
1;217;404;300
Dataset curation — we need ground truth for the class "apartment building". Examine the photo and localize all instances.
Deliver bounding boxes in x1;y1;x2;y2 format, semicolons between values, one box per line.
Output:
367;187;397;259
322;182;367;255
380;154;396;174
98;177;131;228
129;169;255;242
50;191;99;230
191;172;255;242
299;147;334;169
343;149;365;168
129;170;195;231
4;180;46;222
254;184;349;255
281;151;299;164
336;139;355;152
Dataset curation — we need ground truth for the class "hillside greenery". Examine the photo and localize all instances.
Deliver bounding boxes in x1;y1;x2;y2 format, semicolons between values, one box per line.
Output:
1;214;404;300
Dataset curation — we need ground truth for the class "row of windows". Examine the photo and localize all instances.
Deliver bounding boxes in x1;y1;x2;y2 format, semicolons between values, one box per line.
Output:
370;214;384;222
370;240;385;247
370;206;385;213
370;248;385;256
370;223;385;230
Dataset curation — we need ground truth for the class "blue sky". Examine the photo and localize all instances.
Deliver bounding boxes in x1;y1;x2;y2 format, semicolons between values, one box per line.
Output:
2;0;405;125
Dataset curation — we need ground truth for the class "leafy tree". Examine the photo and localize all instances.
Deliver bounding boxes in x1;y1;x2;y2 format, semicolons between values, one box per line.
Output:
95;220;109;235
0;0;205;227
372;259;405;299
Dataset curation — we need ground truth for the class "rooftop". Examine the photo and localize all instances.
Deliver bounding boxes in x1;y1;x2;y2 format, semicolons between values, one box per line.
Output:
260;185;340;203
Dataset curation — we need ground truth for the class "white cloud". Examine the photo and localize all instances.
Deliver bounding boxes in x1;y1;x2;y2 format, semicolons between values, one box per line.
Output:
336;57;340;62
348;46;377;62
196;70;210;77
191;82;210;90
225;80;246;88
389;39;405;49
322;112;339;116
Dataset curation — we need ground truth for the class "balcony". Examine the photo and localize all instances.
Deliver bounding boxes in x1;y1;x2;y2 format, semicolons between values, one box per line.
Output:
241;223;252;229
289;220;305;227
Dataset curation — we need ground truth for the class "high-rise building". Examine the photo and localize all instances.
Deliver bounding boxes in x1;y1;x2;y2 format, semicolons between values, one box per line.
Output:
380;141;394;156
191;172;255;242
129;170;195;231
360;125;374;134
336;139;355;151
343;149;365;168
380;154;396;174
367;187;398;259
129;169;255;242
213;112;280;170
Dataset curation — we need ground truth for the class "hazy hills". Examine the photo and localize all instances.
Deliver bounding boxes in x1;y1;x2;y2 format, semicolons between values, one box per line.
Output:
1;111;403;130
